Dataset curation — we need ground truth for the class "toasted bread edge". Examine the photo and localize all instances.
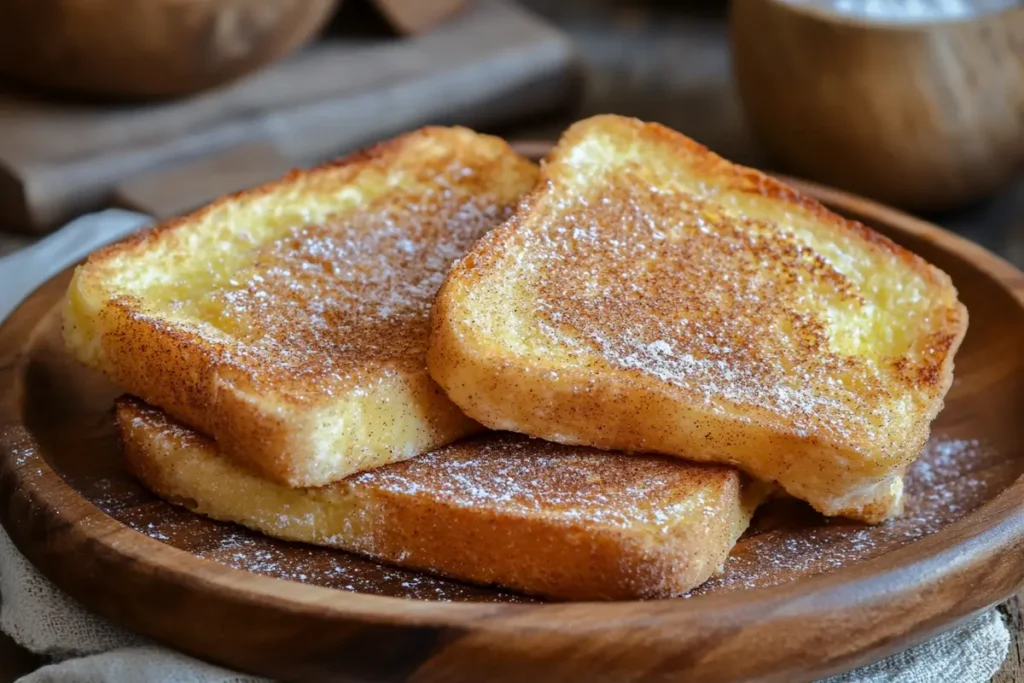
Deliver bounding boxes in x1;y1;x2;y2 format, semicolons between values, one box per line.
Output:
65;127;534;486
116;398;763;601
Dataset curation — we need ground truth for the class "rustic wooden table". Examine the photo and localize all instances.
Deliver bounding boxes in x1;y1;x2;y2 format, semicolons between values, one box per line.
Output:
0;1;1020;681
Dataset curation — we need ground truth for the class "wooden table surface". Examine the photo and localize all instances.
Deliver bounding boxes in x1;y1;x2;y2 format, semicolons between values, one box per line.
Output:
0;1;1020;680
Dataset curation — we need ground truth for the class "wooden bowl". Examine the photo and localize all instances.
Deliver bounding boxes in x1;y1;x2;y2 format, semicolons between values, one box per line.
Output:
730;0;1024;212
0;0;338;100
1;172;1022;682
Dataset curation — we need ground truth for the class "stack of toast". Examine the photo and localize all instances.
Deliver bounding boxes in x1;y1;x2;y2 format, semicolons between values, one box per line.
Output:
63;116;967;601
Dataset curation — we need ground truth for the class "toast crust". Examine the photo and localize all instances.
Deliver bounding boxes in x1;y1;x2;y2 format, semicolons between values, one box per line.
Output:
428;115;968;523
64;127;538;487
116;398;765;601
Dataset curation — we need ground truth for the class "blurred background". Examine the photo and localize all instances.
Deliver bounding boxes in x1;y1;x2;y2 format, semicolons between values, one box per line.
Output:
0;0;1020;265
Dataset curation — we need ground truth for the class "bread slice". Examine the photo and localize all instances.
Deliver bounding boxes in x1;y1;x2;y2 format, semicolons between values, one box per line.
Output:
116;398;765;601
64;127;538;487
428;114;967;523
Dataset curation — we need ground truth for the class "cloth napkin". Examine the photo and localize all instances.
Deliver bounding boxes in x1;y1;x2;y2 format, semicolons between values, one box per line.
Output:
0;211;1011;682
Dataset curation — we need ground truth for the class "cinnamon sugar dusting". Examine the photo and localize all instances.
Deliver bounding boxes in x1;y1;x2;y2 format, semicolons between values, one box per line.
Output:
113;400;748;600
354;433;738;531
530;180;895;444
187;177;514;392
164;405;736;534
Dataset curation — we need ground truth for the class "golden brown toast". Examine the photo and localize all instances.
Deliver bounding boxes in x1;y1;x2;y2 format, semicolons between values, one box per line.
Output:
64;127;538;487
116;398;765;601
428;114;968;523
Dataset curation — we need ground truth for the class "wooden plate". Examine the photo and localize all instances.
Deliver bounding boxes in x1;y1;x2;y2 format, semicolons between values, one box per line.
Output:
1;174;1023;683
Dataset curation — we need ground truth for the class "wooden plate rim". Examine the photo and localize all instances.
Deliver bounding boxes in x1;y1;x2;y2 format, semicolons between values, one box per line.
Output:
1;162;1023;680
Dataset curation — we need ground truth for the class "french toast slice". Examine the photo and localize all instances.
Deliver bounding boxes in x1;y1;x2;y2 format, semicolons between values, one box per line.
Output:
428;114;968;523
64;127;538;487
116;398;766;601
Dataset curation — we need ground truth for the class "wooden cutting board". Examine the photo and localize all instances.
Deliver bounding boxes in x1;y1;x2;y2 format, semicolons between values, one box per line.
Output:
0;0;578;233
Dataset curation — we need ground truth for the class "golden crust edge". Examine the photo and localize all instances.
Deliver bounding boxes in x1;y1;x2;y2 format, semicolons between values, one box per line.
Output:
116;398;762;601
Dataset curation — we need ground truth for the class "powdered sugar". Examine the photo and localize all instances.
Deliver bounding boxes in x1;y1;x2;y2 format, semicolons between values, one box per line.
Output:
193;529;534;603
154;150;529;402
355;434;732;532
199;189;509;391
693;436;995;594
527;184;894;448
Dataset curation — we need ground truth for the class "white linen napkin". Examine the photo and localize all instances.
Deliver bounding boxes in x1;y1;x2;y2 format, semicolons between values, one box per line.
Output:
0;211;1011;682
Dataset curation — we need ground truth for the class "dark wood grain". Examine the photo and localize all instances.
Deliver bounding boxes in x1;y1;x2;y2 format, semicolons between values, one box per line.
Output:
1;182;1022;683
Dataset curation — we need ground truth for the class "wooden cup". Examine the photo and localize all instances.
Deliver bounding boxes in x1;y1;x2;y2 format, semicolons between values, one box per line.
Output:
730;0;1024;212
